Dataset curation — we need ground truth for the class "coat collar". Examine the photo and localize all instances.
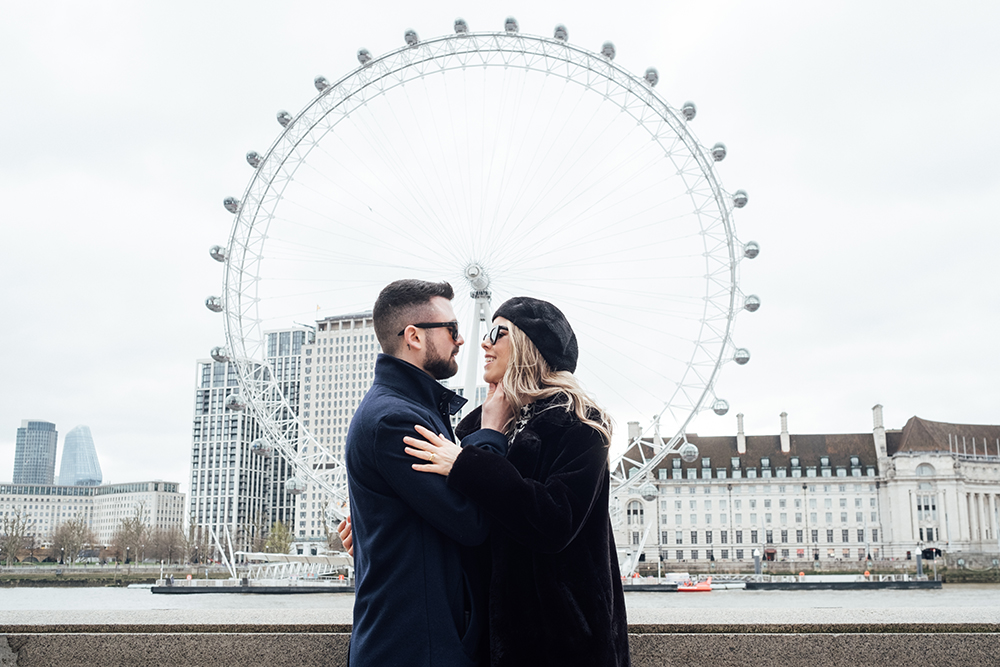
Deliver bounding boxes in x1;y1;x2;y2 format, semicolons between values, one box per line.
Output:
373;354;468;416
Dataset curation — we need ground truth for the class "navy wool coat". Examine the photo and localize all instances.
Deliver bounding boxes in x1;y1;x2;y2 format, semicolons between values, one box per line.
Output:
450;397;631;667
346;355;501;667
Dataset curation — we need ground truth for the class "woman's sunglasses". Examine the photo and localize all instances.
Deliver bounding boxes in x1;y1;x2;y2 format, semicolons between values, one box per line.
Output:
484;324;509;345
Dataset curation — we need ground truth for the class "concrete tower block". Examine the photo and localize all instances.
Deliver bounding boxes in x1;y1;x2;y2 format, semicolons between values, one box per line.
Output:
780;412;790;453
737;413;746;454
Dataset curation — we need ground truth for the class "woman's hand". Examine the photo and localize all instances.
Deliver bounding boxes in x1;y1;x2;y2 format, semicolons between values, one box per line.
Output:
404;424;462;476
481;382;514;433
336;516;353;556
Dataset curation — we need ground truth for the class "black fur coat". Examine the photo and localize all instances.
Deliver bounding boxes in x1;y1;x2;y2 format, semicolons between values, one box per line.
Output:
449;398;631;667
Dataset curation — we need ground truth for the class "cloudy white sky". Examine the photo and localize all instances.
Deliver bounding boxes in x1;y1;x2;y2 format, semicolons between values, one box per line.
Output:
2;1;998;493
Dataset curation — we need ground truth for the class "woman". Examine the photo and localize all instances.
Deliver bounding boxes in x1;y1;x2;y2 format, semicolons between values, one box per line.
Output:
404;296;630;667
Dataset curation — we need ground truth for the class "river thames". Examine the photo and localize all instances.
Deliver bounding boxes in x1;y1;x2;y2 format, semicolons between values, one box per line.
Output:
3;584;999;612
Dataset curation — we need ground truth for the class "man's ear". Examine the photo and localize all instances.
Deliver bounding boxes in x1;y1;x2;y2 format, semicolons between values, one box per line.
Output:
400;325;424;352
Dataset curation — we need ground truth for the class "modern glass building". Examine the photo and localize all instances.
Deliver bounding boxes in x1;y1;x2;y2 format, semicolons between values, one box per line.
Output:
13;420;58;485
57;425;103;486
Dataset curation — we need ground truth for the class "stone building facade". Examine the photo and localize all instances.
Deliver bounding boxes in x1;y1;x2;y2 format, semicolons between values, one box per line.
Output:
616;406;1000;566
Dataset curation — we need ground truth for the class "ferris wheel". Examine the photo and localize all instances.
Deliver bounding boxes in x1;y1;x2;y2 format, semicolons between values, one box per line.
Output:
205;17;760;524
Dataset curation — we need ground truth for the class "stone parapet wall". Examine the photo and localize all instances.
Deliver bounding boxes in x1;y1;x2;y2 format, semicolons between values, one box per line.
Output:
3;609;999;667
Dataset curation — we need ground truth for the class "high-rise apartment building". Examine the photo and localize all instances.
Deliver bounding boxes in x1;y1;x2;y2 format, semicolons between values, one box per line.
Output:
294;312;377;551
57;425;103;486
13;420;58;485
188;328;308;553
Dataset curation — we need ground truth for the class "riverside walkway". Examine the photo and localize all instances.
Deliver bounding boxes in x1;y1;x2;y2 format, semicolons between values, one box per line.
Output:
3;606;999;666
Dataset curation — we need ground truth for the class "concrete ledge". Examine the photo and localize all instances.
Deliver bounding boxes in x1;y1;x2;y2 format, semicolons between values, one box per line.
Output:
3;610;1000;667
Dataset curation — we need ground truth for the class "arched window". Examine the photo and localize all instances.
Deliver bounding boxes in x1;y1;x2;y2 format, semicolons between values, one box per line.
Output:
916;463;936;477
627;500;644;526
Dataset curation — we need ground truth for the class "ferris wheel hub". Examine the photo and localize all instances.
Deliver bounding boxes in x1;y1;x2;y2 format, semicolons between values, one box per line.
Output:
463;262;491;293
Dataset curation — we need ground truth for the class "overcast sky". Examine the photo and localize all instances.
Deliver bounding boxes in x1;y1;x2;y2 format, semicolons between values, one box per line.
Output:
2;0;998;494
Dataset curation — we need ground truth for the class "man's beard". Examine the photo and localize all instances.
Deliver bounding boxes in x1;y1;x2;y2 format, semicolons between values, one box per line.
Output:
424;337;459;380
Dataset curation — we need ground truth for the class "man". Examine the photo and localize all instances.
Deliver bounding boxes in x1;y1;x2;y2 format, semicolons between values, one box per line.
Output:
345;279;500;667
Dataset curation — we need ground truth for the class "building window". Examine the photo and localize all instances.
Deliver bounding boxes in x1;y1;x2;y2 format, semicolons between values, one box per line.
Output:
736;549;744;559
842;529;850;543
691;531;698;544
780;530;788;543
691;550;699;560
706;530;713;543
721;530;728;544
627;500;644;525
872;529;878;542
750;530;758;544
676;550;684;560
721;549;729;559
826;529;834;543
857;529;865;543
735;530;743;544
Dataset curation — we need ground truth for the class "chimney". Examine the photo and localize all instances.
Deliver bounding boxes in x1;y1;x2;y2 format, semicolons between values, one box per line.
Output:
627;421;641;443
736;413;746;454
872;404;888;461
780;412;790;453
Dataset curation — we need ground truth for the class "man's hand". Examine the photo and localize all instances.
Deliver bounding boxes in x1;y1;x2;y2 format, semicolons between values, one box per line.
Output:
481;382;513;433
337;516;353;556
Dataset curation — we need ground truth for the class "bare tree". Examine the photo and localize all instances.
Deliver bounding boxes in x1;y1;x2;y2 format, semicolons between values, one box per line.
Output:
0;508;30;566
148;527;185;564
185;520;210;564
112;501;149;563
264;520;292;554
50;516;96;564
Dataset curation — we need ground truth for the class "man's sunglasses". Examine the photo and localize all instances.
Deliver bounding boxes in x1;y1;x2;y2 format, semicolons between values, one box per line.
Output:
484;324;509;345
397;321;460;341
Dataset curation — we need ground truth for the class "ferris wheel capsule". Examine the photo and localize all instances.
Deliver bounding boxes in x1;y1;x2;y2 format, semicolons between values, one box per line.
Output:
504;17;519;33
224;392;246;411
223;197;240;214
285;477;306;494
711;142;727;161
640;483;657;502
210;346;229;363
601;41;616;60
743;241;760;259
205;296;223;313
357;48;372;65
404;29;419;47
276;110;292;127
744;295;761;312
713;399;730;416
209;245;227;262
679;441;699;463
246;151;262;168
733;190;748;208
250;439;272;456
681;101;697;121
553;24;568;41
454;18;468;34
314;76;330;92
734;348;751;365
644;67;659;86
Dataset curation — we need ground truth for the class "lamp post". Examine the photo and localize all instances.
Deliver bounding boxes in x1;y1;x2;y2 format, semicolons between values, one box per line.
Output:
60;548;64;565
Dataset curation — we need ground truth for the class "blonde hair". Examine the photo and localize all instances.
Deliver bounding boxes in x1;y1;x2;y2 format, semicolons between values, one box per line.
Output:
498;323;612;446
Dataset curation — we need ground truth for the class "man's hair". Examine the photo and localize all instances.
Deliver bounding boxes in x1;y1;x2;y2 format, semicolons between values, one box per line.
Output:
373;279;455;355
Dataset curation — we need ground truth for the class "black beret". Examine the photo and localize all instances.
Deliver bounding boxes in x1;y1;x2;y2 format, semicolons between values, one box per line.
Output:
494;296;578;373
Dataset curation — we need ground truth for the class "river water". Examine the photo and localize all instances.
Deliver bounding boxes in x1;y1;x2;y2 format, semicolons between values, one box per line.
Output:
2;584;999;612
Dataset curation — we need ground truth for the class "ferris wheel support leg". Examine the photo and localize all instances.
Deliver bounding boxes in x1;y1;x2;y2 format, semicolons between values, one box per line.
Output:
461;293;492;418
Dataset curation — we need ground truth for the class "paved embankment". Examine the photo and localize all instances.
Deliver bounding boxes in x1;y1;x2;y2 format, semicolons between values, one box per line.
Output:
3;608;999;666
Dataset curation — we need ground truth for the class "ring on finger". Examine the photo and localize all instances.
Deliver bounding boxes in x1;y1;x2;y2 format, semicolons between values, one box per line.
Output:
429;452;436;463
